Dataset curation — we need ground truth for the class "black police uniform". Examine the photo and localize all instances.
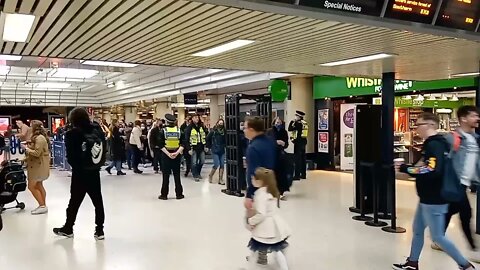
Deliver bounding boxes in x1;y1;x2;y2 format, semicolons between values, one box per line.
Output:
158;114;185;200
288;111;308;180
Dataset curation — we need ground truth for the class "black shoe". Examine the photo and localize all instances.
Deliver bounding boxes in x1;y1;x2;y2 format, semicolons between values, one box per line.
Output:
392;259;418;270
94;228;105;241
134;170;143;174
158;195;168;200
117;171;126;176
105;168;112;175
293;177;300;181
53;226;74;238
176;195;185;200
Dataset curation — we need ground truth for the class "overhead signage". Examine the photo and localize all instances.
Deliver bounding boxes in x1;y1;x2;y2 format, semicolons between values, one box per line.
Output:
298;0;385;16
313;76;477;99
436;0;480;31
384;0;439;24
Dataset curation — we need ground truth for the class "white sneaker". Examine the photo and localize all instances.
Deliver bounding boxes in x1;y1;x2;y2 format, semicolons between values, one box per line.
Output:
31;206;48;215
468;249;480;264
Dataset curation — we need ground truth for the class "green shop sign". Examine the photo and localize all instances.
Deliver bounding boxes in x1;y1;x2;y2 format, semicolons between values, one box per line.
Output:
313;76;477;99
394;97;474;109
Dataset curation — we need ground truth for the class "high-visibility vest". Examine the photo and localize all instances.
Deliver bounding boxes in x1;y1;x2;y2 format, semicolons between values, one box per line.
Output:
164;127;181;150
190;127;206;146
291;120;309;140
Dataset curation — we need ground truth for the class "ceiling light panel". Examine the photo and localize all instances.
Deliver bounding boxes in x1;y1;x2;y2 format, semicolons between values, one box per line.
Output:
2;12;36;42
81;60;138;68
452;72;480;77
192;40;255;57
320;53;396;67
35;82;72;89
49;68;99;79
0;55;21;61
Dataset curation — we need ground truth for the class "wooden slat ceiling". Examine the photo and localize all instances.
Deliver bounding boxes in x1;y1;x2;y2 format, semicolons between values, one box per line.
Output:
1;0;480;88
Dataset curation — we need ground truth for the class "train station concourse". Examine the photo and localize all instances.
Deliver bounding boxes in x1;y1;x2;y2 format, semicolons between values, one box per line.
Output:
1;0;480;270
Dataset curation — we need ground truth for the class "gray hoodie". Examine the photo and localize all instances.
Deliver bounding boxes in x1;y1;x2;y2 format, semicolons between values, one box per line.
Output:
445;130;480;187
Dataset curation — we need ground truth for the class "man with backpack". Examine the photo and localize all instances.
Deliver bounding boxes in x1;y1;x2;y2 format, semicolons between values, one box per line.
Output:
53;107;106;241
393;112;475;270
431;106;480;262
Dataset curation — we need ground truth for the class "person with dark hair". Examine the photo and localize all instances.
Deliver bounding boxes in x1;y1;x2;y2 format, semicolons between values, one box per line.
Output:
125;122;134;170
288;110;308;180
129;120;143;174
206;119;226;184
105;119;126;176
180;116;193;177
54;107;106;241
267;117;291;200
23;120;51;215
393;112;475;270
185;114;208;181
149;119;163;174
430;106;480;262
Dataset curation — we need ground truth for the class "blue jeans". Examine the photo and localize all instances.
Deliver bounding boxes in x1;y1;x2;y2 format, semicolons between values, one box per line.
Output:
106;160;122;172
192;150;205;178
410;203;469;266
212;153;225;169
126;148;133;169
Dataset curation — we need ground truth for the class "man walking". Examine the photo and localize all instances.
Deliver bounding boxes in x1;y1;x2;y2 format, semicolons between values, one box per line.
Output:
431;106;480;262
149;119;163;174
129;120;143;174
158;114;185;200
180;116;192;176
185;114;208;182
393;112;475;270
288;110;308;180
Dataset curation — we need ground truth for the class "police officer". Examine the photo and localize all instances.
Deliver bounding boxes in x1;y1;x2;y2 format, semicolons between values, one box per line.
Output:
288;110;308;180
158;114;185;200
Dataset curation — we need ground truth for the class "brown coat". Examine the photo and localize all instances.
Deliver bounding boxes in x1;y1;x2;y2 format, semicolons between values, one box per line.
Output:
25;135;50;181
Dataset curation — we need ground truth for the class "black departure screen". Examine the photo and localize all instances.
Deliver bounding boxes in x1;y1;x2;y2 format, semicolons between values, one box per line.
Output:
436;0;480;31
384;0;439;24
298;0;385;16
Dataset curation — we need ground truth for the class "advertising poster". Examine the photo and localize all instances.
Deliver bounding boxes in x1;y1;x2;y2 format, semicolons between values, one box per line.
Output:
0;117;10;136
340;104;356;170
318;132;329;153
318;109;329;130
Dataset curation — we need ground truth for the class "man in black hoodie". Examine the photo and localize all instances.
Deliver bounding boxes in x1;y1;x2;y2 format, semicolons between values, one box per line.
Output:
393;112;474;270
53;107;106;241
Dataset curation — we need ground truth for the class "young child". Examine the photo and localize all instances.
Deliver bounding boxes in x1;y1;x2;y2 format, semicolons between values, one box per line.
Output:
246;167;291;270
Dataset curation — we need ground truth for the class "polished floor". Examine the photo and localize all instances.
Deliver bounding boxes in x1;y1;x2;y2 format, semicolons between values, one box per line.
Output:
0;168;478;270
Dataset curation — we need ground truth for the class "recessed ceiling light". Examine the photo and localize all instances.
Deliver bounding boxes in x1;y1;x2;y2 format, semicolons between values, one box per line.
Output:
35;82;71;89
452;72;480;77
48;68;99;79
0;55;21;61
320;53;396;67
1;12;35;42
440;94;448;101
192;40;255;57
81;60;138;68
107;82;115;88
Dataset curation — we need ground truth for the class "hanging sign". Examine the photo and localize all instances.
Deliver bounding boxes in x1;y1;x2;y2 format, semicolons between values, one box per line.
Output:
268;79;289;102
340;104;356;170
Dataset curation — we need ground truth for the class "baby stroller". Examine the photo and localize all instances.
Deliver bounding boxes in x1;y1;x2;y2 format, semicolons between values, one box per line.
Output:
0;159;27;214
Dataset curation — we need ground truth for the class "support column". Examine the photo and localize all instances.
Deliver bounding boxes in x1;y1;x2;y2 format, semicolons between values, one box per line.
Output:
176;94;185;124
155;101;171;119
285;77;314;154
381;72;406;233
476;74;480;234
209;94;221;122
124;107;137;124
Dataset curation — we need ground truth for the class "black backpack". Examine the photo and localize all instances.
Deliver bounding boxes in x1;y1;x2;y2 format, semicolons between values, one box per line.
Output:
81;124;106;170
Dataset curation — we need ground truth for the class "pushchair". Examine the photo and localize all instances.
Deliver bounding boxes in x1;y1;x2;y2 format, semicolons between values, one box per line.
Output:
0;159;27;214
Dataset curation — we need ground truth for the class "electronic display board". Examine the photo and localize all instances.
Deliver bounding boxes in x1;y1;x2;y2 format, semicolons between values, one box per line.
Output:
298;0;385;16
435;0;480;31
384;0;439;24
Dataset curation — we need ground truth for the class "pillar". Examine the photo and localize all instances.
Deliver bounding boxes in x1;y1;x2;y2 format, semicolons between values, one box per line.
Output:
155;101;171;119
209;94;221;122
124;107;137;124
176;94;185;124
285;77;314;154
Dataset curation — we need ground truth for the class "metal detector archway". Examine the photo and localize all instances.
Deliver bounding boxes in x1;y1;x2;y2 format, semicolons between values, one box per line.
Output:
222;93;272;197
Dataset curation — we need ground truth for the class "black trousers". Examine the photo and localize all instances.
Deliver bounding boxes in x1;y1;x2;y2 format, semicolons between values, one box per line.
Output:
65;170;105;230
445;192;476;250
161;153;183;197
131;145;142;170
152;148;162;172
293;142;306;179
183;151;192;176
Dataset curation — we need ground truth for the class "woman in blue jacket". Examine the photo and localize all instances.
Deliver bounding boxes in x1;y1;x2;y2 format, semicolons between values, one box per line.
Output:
206;119;226;185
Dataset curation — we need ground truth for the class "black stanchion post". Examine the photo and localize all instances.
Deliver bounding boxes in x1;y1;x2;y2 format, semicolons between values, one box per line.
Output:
381;72;406;233
366;163;388;227
352;162;373;222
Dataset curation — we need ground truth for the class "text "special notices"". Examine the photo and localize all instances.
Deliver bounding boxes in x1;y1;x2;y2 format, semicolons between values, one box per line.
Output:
392;0;433;15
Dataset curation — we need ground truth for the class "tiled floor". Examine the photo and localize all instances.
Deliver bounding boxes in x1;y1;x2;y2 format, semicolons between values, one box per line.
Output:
0;168;478;270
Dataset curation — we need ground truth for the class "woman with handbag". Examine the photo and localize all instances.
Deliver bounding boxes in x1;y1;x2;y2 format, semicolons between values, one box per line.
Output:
23;120;51;215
